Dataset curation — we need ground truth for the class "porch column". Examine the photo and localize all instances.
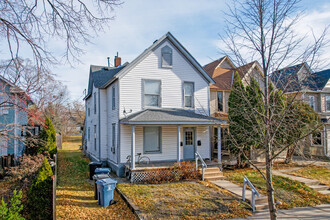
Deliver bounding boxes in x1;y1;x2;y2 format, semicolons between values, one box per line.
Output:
131;125;135;169
217;125;221;165
177;125;181;164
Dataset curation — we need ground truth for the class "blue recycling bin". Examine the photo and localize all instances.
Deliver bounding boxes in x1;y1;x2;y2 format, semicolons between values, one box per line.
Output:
96;178;117;207
94;167;111;175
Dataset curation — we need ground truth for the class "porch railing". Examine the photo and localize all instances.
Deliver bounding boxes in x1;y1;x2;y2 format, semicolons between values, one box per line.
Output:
242;176;260;212
195;152;207;180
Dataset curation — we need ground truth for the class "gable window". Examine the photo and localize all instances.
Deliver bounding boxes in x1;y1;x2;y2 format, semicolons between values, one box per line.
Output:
311;132;322;146
94;92;96;114
161;46;172;68
112;87;116;110
144;127;161;154
94;125;97;151
183;82;194;108
326;96;330;112
143;80;161;108
217;91;223;112
309;96;315;110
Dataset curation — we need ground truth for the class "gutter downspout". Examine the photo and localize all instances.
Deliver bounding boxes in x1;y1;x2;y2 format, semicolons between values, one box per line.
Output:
98;89;101;162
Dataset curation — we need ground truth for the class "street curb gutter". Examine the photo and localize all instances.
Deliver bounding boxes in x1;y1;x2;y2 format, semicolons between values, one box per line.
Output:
115;187;144;220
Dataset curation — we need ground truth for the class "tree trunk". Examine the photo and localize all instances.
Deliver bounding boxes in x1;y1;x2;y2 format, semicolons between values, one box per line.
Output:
285;145;295;164
266;142;277;219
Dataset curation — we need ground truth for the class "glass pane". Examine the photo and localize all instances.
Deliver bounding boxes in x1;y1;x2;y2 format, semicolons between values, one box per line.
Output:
326;96;330;111
184;96;192;107
162;53;172;66
184;83;193;96
144;95;159;107
185;131;193;145
217;91;223;112
144;80;160;95
144;127;160;152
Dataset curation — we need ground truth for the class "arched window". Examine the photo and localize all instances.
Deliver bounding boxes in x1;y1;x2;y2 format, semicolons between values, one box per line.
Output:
161;46;172;68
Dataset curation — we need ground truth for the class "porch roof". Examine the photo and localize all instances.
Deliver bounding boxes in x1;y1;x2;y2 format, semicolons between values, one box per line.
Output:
120;108;226;125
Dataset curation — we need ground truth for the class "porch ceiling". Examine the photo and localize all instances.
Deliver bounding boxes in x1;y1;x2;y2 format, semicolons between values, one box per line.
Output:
120;108;226;125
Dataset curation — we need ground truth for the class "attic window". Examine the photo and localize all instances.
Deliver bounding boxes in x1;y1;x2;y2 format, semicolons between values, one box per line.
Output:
161;46;172;68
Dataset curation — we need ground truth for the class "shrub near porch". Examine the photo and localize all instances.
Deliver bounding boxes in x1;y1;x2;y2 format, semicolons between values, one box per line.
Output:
224;168;330;209
118;181;251;219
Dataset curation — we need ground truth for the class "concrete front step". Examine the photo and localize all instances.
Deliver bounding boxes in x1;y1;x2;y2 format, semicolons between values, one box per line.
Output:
204;175;224;181
204;172;223;178
199;167;221;172
255;196;268;205
309;185;329;191
255;204;269;211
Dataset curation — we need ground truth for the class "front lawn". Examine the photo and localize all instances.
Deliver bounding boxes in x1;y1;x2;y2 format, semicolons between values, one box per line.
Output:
289;165;330;187
117;181;251;219
224;168;330;209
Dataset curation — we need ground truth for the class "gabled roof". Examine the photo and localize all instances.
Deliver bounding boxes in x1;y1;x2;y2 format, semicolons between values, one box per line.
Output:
312;69;330;91
204;58;261;90
0;75;33;104
84;32;215;100
120;108;225;125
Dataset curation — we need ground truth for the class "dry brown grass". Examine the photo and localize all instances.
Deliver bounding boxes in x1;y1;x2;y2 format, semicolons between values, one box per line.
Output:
56;136;136;220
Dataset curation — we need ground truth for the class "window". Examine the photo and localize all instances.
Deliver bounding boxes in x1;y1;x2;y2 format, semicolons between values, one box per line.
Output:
88;108;90;116
112;87;116;110
161;46;172;68
183;82;194;108
143;127;161;153
94;125;97;151
309;96;315;110
0;137;8;156
143;80;161;107
185;131;193;145
112;123;116;147
311;132;322;146
326;96;330;112
94;92;96;114
88;127;90;141
217;91;223;112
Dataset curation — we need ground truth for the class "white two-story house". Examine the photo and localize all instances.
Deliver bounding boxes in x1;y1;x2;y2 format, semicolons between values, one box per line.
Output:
84;32;224;177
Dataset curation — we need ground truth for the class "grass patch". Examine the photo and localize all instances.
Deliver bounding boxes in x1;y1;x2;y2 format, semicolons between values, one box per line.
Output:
289;165;330;187
224;168;330;209
117;181;252;219
56;136;136;220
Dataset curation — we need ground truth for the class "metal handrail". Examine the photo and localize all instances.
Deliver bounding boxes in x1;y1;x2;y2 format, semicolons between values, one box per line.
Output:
195;152;207;180
242;176;260;212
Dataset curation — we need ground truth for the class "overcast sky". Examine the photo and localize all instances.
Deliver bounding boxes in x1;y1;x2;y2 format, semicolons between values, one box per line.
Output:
53;0;330;101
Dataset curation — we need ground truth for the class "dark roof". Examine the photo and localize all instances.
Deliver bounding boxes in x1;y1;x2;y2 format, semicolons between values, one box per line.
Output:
203;57;226;77
271;63;330;92
120;108;225;125
85;65;127;99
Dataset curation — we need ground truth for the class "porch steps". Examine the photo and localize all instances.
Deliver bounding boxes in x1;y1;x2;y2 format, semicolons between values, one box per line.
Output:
199;166;224;181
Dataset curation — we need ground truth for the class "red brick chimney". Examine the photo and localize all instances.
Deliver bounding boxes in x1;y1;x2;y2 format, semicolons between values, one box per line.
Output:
114;52;121;67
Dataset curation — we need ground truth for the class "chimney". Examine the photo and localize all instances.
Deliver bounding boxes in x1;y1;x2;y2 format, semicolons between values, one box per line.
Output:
107;57;110;67
114;52;121;67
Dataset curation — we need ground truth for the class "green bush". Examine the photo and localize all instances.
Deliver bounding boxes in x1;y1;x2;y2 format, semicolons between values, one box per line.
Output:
0;190;25;220
39;116;57;157
28;158;53;219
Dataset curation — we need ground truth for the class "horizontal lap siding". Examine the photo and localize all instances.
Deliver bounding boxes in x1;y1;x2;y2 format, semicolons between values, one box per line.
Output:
120;125;178;163
100;89;108;160
107;81;119;163
196;126;210;159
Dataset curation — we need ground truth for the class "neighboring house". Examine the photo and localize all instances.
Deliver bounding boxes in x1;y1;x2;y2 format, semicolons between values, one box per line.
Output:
203;56;265;161
0;76;32;159
272;63;330;157
84;32;225;177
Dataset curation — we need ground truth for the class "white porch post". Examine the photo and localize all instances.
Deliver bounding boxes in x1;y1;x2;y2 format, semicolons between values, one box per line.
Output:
217;126;221;165
177;125;181;164
131;125;135;169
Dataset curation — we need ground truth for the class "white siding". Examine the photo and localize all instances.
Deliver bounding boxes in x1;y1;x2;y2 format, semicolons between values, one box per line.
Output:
119;39;210;119
120;125;210;163
99;89;108;160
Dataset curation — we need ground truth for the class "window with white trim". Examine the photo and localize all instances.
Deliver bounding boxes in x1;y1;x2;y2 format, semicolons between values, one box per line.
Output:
94;125;97;151
112;123;116;153
311;132;322;146
0;137;8;156
161;46;172;68
309;96;315;110
94;92;96;114
326;96;330;112
112;87;116;110
88;127;90;141
143;127;161;154
183;82;194;108
143;80;161;108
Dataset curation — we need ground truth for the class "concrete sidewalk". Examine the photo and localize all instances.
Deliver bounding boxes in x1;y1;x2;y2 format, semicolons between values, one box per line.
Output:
233;204;330;220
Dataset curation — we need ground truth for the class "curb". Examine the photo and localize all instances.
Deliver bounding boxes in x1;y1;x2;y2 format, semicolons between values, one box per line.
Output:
115;187;144;220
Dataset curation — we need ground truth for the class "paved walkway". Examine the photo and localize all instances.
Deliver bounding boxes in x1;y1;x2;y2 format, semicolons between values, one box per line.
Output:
233;204;330;219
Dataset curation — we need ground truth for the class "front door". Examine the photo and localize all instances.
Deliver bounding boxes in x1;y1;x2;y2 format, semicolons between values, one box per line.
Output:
183;128;195;160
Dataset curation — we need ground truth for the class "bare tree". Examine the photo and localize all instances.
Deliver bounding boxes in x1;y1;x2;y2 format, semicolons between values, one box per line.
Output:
221;0;329;219
0;0;121;73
